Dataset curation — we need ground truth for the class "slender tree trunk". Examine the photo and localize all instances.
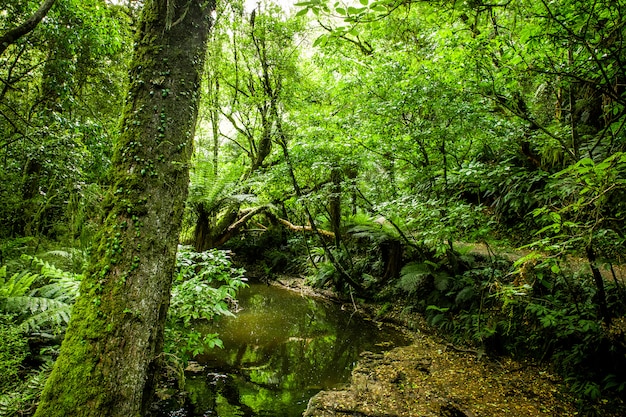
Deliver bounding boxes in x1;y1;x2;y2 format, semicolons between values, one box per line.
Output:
329;165;342;248
586;245;611;325
275;117;364;293
33;1;214;416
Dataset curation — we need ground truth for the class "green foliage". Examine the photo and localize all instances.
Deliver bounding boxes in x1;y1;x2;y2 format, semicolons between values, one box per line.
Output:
0;314;52;417
0;266;39;298
0;362;51;417
0;315;29;391
346;213;401;243
2;0;626;412
409;248;626;404
308;259;338;288
0;255;81;334
396;262;432;296
0;0;131;239
165;247;247;363
187;159;245;216
531;153;626;257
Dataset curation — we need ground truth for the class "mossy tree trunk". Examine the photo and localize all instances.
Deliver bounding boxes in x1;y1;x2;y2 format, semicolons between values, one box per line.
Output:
33;0;214;416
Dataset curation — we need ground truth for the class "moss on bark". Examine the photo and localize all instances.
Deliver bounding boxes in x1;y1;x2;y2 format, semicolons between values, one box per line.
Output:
33;1;215;416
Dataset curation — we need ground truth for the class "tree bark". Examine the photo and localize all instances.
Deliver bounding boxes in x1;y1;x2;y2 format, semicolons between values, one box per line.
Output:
0;0;57;58
586;245;611;325
33;0;214;416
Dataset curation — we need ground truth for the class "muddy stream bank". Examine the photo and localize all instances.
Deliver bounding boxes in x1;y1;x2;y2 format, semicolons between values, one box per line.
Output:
275;277;580;417
163;275;596;416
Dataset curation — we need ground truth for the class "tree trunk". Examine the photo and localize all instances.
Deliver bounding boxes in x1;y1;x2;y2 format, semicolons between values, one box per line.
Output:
586;245;611;325
381;240;402;282
329;165;342;248
33;0;213;416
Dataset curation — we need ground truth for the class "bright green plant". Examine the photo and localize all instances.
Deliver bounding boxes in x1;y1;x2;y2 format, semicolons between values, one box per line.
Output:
0;251;84;414
165;246;247;363
0;315;29;391
0;255;81;334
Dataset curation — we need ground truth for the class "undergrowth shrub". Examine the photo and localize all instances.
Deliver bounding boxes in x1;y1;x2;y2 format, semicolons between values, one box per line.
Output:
394;247;626;409
0;362;51;417
0;315;28;391
165;246;247;364
0;255;81;335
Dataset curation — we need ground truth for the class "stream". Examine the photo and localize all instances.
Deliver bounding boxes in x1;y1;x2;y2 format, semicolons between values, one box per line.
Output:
172;282;412;417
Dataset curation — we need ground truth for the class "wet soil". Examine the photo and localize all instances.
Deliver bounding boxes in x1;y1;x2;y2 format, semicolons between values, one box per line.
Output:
273;277;582;417
303;334;576;417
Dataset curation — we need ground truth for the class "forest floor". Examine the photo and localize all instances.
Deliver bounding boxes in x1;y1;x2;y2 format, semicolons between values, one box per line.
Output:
303;335;578;417
275;277;576;416
272;274;623;417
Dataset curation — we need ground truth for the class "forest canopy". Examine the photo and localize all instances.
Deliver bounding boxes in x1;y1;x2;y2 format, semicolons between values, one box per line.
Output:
1;0;626;415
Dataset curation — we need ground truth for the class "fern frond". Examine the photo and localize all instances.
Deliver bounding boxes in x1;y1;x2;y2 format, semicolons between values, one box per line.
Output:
32;279;80;302
455;286;476;304
400;262;431;277
18;301;72;333
3;296;69;315
344;211;374;227
396;262;432;295
0;363;51;415
0;270;40;298
347;215;401;243
1;256;80;335
227;193;258;204
22;255;82;282
40;248;89;271
311;261;336;288
433;272;452;291
188;159;244;214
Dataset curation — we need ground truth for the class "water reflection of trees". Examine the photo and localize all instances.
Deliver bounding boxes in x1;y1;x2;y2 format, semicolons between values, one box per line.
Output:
189;284;409;416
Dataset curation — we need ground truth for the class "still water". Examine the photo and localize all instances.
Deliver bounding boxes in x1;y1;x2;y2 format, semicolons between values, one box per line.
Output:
182;282;412;417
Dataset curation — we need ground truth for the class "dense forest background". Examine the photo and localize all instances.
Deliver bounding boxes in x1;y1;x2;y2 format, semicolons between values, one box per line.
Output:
1;0;626;415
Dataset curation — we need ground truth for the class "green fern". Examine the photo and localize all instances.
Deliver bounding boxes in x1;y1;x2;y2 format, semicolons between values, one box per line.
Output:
347;214;401;243
188;159;244;214
454;286;476;304
0;315;29;390
396;262;432;295
309;261;337;288
0;362;51;416
19;301;72;333
0;257;80;334
433;271;452;291
0;267;39;298
24;255;81;301
39;248;89;274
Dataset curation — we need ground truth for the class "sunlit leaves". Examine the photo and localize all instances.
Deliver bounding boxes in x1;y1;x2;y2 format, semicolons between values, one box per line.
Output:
166;247;248;361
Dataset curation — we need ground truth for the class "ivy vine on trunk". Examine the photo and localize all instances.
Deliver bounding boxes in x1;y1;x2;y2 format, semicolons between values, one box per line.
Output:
33;0;214;416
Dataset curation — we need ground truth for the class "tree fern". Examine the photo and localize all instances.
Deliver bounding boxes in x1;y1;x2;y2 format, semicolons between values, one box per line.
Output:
188;159;244;214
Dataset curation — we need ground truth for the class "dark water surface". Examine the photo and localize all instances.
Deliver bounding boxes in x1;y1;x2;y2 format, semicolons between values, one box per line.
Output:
182;283;412;417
